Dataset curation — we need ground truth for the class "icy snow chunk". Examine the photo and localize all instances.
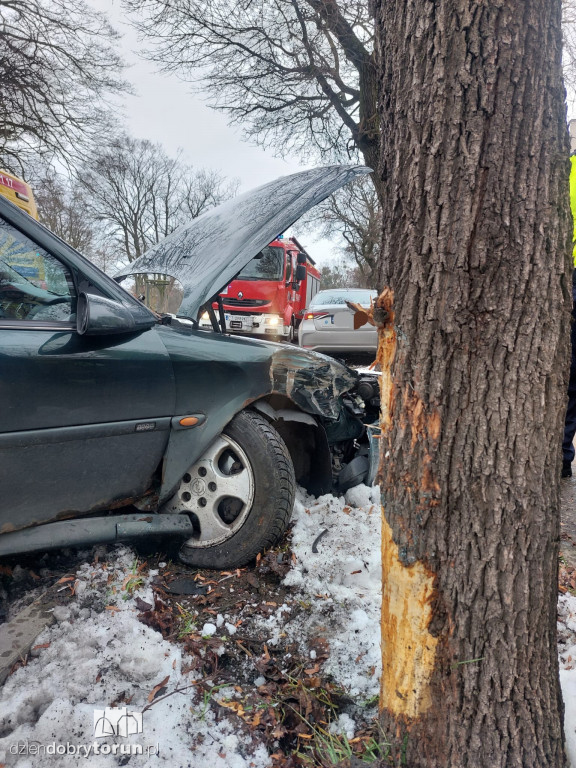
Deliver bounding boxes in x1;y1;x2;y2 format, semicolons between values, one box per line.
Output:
293;497;307;517
253;676;266;688
117;631;167;681
349;608;371;632
0;548;272;768
255;486;382;701
52;605;70;622
225;622;237;635
202;623;217;637
344;483;373;508
216;613;225;627
561;668;576;768
329;712;356;740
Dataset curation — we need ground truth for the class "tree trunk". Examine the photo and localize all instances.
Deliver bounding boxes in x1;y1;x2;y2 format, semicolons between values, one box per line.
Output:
357;52;381;201
375;0;572;765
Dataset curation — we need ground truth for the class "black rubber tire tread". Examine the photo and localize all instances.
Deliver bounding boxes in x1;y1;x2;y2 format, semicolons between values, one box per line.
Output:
178;410;295;569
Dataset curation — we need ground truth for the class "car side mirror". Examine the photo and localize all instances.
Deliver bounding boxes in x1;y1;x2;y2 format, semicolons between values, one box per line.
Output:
295;264;306;283
77;292;153;336
296;252;307;265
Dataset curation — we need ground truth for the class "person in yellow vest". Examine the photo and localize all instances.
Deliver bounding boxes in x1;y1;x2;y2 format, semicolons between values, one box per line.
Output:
562;154;576;477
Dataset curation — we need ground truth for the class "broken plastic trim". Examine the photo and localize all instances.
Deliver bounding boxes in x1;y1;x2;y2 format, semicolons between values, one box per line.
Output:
269;348;357;421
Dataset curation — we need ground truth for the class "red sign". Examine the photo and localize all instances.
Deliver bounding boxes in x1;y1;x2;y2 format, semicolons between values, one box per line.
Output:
0;173;28;197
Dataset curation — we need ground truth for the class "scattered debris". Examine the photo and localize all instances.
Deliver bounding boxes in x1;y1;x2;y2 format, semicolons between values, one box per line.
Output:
311;529;329;554
164;577;210;596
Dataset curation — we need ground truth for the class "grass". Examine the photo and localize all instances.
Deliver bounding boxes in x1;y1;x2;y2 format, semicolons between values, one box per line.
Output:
295;716;392;766
121;558;145;600
176;604;197;638
199;683;230;720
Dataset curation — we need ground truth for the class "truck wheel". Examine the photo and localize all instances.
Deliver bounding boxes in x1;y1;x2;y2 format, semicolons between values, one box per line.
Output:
288;320;296;344
173;410;295;569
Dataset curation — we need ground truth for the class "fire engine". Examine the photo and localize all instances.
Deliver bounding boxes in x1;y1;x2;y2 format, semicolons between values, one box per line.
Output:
200;235;321;341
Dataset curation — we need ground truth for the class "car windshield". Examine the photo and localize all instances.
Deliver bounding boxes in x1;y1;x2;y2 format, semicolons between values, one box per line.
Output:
236;245;284;281
309;289;375;307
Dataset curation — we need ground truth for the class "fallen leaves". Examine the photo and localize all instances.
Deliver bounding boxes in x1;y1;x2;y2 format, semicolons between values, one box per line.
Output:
148;675;170;703
137;595;176;637
124;552;378;766
559;563;576;594
56;575;77;595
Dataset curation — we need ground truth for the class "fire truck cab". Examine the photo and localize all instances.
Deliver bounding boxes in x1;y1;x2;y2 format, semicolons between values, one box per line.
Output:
200;235;321;341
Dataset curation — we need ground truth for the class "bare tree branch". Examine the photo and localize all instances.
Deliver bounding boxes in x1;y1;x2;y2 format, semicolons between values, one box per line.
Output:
302;174;381;285
122;0;379;182
79;134;238;265
0;0;130;173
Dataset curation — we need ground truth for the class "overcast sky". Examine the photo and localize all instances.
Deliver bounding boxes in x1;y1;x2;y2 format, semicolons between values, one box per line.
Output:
91;0;341;265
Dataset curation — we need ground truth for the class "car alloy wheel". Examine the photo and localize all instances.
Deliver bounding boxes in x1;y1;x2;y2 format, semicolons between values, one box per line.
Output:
167;433;255;547
170;410;295;569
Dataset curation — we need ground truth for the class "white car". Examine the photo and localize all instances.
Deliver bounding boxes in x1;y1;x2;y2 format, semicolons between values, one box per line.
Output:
298;288;378;353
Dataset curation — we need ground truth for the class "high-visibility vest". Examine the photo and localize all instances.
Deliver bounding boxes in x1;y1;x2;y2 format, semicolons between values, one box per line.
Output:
570;156;576;266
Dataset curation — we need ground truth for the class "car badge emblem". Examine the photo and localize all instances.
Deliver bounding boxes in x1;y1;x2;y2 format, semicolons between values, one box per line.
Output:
238;292;243;299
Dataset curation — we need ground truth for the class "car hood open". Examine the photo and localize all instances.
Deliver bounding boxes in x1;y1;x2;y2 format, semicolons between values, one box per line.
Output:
114;165;371;318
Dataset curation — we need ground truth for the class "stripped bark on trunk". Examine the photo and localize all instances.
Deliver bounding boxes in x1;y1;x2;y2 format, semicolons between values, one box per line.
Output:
375;0;572;765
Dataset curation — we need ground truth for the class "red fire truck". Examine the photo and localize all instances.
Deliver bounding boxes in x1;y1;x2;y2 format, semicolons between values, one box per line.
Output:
200;235;321;341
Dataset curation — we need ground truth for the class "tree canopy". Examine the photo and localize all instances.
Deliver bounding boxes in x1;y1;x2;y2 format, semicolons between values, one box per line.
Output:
0;0;128;173
304;175;380;285
80;134;238;266
123;0;380;186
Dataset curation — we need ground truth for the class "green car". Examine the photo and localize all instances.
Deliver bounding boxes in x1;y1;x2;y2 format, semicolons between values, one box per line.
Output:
0;166;379;569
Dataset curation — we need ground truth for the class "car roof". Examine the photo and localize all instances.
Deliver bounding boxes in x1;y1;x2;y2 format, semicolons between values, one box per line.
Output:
316;288;375;292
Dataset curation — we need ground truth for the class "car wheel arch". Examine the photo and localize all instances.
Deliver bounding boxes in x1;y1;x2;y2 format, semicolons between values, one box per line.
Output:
251;396;333;496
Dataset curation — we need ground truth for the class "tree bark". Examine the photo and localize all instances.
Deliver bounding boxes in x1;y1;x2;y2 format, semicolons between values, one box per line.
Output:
375;0;572;765
357;52;381;198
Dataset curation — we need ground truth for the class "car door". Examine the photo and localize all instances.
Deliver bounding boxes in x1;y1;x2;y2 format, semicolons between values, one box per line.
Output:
0;214;176;533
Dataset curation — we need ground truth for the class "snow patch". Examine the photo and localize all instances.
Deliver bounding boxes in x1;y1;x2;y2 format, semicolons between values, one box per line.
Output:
0;547;270;768
329;712;356;740
259;485;381;701
558;592;576;766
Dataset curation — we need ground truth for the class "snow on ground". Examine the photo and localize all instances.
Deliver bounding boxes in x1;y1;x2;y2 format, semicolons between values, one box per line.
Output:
559;593;576;766
1;488;576;765
257;485;381;702
0;548;270;768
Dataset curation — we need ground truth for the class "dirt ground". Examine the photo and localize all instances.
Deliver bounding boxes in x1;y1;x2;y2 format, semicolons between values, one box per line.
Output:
561;467;576;569
0;533;384;767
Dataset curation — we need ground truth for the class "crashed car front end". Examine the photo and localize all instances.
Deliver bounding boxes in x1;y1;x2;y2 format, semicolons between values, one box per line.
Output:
153;321;380;505
266;344;380;491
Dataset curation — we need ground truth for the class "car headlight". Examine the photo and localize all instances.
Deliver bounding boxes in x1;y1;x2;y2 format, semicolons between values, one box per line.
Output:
201;312;210;321
266;316;280;326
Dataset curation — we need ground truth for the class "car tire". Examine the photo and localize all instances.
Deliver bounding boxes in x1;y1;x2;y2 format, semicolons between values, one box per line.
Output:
175;410;295;569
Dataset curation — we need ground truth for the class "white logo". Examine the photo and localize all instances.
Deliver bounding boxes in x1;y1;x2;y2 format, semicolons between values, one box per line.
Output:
93;707;143;738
